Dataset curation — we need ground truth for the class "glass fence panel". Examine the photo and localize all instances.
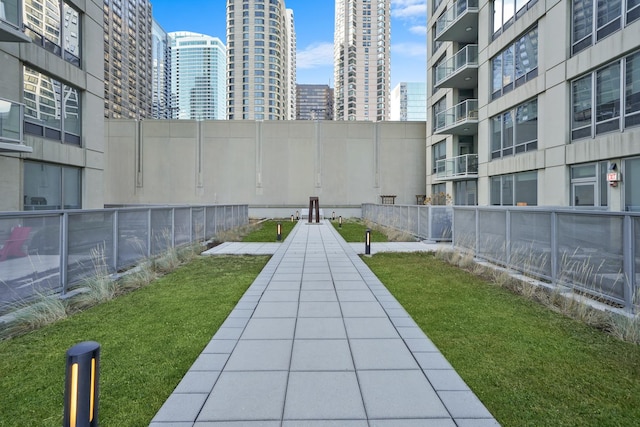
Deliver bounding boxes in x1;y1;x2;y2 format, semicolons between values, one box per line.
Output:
117;210;149;270
510;211;552;278
558;213;624;303
174;208;191;246
478;209;507;263
453;208;475;249
67;211;115;287
150;209;173;256
192;207;205;242
206;206;218;240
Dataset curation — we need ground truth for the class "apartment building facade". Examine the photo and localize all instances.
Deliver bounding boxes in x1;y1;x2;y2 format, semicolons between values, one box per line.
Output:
334;0;391;121
390;82;428;121
151;18;171;119
226;0;294;120
426;0;640;210
169;32;226;120
103;0;153;119
0;0;105;211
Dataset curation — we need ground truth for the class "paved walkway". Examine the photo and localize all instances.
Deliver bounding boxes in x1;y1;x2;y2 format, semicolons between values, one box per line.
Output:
150;221;499;427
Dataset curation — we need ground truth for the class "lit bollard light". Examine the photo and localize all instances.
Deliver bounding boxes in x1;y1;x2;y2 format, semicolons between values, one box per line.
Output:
64;341;100;427
290;214;294;222
365;228;371;255
277;222;282;241
339;216;342;228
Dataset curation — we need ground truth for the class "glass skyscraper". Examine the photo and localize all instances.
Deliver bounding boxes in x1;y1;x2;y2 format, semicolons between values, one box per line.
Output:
169;31;226;120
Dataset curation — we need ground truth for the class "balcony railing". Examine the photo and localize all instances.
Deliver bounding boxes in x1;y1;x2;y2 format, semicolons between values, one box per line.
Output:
435;0;479;43
0;98;31;152
0;0;30;42
434;99;478;135
435;153;478;180
434;44;478;88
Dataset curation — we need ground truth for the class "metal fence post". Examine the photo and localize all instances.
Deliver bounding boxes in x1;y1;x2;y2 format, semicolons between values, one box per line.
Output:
60;212;69;295
475;208;480;257
506;209;511;267
623;215;635;313
551;211;558;285
112;210;119;272
147;208;152;258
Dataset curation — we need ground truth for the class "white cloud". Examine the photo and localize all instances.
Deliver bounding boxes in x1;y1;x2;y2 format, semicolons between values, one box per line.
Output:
297;42;334;69
409;25;427;36
392;42;427;57
391;0;427;19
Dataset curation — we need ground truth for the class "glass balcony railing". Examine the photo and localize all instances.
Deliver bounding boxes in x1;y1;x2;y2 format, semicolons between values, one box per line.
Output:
435;44;478;87
0;98;31;152
434;99;478;134
436;154;479;180
435;0;479;42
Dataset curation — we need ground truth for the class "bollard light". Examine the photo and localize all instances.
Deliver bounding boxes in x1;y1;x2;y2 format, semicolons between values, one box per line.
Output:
277;222;282;241
295;210;299;220
290;214;294;222
64;341;100;427
339;216;342;228
365;228;371;255
332;211;336;220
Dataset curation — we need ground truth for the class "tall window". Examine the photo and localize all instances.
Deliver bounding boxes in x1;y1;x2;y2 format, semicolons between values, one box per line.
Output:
23;67;81;145
572;0;639;55
491;27;538;99
455;180;477;205
571;50;640;140
432;97;446;131
23;161;81;210
23;0;81;67
491;99;537;159
433;140;446;174
492;0;537;38
490;171;538;206
625;157;640;211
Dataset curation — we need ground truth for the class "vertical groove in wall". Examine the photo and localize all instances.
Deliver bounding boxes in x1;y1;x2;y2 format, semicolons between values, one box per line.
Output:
256;121;263;188
135;120;143;189
315;120;322;188
197;121;203;188
374;122;380;189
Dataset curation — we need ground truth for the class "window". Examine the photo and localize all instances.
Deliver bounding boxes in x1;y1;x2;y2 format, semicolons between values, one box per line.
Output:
572;0;638;55
492;0;537;38
491;99;537;159
431;183;447;205
454;180;477;205
570;162;608;207
490;171;537;206
23;161;82;210
491;27;537;99
571;50;640;140
23;67;81;145
433;140;446;174
433;97;446;131
625;157;640;211
23;0;82;67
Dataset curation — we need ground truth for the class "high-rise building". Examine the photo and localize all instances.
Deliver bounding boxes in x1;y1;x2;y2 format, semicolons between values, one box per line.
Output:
390;82;427;121
426;0;640;210
1;0;105;211
286;8;296;120
169;32;226;120
103;0;153;119
296;84;334;120
151;19;171;119
334;0;391;121
226;0;294;120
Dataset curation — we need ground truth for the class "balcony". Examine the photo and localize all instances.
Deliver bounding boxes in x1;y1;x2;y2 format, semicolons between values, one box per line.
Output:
434;99;478;135
435;154;479;181
0;99;32;153
434;45;478;89
435;0;479;43
0;0;31;42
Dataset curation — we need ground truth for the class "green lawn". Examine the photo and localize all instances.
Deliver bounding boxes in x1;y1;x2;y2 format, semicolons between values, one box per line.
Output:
2;240;639;426
241;219;297;242
329;218;388;242
363;252;640;427
0;255;268;427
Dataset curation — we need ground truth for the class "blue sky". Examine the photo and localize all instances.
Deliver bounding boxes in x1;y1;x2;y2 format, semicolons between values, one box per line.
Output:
150;0;427;89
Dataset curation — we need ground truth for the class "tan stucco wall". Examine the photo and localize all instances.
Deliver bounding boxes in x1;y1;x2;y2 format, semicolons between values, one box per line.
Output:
104;120;427;208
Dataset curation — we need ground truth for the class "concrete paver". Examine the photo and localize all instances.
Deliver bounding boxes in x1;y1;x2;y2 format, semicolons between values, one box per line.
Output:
150;220;499;427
